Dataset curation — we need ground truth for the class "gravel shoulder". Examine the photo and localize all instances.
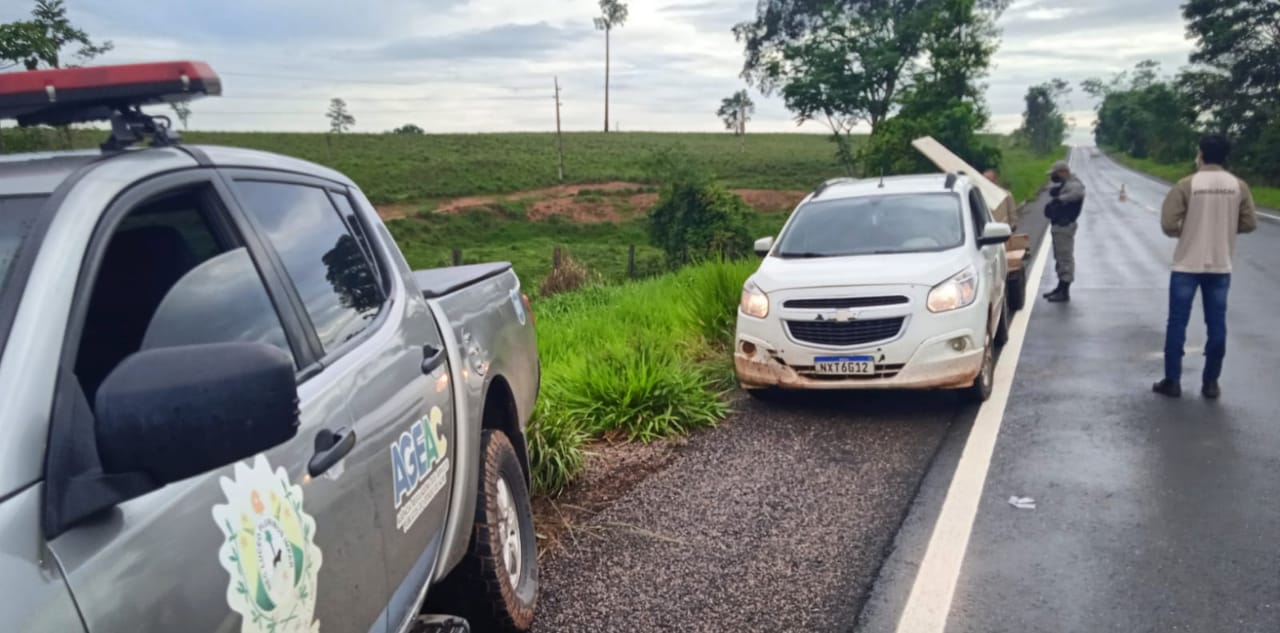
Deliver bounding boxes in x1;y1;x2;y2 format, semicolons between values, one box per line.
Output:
533;390;973;632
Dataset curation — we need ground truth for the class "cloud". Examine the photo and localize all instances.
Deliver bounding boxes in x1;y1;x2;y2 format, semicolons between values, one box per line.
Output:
8;0;1196;139
364;21;593;61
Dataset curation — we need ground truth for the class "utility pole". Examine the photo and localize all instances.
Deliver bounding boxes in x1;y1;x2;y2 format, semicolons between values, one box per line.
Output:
604;27;610;133
554;76;565;182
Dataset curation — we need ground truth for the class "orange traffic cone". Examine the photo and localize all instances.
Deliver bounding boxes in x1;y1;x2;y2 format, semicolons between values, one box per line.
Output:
1119;184;1128;202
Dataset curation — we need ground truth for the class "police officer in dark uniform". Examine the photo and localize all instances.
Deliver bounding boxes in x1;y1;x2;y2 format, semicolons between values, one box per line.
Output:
1043;160;1086;303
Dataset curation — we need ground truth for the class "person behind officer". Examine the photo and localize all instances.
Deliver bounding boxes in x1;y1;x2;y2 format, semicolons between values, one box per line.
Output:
1042;161;1085;302
1152;134;1257;399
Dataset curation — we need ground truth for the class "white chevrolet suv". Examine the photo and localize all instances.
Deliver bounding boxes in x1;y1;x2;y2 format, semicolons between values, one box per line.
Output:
735;173;1011;402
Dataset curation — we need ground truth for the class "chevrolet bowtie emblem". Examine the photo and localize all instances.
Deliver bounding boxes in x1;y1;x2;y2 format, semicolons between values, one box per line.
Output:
817;310;858;322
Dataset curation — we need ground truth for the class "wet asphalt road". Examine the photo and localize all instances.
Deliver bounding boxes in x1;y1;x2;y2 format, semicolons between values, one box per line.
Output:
861;149;1280;632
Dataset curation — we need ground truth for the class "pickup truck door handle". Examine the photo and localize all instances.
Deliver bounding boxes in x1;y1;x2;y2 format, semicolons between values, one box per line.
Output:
422;344;446;375
308;427;356;477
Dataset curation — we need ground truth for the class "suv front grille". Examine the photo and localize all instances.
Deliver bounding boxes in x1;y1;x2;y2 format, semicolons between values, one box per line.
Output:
783;296;909;309
786;317;905;347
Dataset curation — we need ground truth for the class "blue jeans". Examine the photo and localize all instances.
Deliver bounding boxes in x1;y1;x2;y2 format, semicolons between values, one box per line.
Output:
1164;272;1231;383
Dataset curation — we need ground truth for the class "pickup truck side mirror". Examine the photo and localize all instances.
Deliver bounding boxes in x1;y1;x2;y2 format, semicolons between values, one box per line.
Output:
977;222;1012;246
754;236;775;257
95;342;300;487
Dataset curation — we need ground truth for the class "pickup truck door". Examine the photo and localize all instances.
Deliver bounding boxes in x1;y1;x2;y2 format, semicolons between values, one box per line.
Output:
45;171;390;632
227;173;456;633
330;190;459;633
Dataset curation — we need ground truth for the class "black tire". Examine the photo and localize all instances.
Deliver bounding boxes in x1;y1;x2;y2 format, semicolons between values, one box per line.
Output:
994;299;1010;349
430;430;538;632
1007;270;1026;312
966;328;995;403
745;387;780;402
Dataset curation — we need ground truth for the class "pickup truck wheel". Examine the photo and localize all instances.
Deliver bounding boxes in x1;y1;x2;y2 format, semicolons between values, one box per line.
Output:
432;430;537;632
1007;269;1026;312
966;330;995;403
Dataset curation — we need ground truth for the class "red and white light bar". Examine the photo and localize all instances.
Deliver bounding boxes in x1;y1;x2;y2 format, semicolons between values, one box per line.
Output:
0;61;221;126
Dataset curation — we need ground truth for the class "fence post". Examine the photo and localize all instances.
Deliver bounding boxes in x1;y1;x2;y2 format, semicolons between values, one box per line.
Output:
553;246;562;271
628;245;637;279
452;248;462;266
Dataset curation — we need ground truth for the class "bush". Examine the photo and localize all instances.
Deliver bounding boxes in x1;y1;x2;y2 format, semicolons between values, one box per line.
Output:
527;259;757;494
647;181;754;264
539;252;592;297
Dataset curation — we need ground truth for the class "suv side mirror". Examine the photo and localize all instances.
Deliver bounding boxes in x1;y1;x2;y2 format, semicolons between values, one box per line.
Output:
977;222;1012;246
95;342;299;486
754;236;775;257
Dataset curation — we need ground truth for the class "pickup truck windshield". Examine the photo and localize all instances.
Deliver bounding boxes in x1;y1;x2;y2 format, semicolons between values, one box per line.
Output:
775;193;964;258
0;195;48;354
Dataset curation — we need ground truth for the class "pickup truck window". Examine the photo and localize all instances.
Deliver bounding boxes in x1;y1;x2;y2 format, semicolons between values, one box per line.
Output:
75;186;293;399
233;181;384;353
776;193;964;258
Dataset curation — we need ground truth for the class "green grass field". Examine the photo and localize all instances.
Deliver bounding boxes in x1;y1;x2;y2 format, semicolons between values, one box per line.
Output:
1109;152;1280;210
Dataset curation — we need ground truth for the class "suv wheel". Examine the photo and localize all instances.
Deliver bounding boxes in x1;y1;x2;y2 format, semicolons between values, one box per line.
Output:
429;430;538;632
994;300;1010;348
966;328;995;403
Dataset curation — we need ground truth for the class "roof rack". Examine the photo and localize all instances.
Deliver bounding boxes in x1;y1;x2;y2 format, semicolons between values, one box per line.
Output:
0;61;221;152
944;172;958;190
813;176;857;199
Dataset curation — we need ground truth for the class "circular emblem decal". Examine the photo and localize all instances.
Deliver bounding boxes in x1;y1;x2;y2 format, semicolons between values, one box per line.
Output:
212;455;323;632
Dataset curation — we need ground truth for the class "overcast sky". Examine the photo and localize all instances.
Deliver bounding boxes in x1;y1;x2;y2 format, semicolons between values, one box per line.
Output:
2;0;1194;144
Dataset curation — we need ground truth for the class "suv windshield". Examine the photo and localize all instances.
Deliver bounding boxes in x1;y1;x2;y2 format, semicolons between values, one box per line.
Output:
0;195;49;350
775;193;964;258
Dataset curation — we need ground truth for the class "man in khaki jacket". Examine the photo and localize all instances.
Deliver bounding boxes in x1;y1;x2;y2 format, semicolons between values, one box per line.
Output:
1153;134;1258;399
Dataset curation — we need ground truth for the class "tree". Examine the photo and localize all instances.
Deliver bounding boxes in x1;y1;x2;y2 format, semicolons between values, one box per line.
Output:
1016;79;1070;155
735;0;1008;174
392;123;424;135
1088;62;1196;163
169;101;192;131
0;0;112;70
593;0;628;133
716;90;755;135
326;98;355;134
1180;0;1279;183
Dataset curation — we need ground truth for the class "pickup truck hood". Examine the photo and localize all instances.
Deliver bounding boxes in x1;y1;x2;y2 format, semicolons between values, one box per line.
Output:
751;249;971;293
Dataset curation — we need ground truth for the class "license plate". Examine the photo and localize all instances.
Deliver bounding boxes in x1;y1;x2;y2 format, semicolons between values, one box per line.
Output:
813;356;876;376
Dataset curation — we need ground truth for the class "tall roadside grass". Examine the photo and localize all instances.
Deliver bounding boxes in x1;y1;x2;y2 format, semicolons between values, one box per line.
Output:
527;259;758;495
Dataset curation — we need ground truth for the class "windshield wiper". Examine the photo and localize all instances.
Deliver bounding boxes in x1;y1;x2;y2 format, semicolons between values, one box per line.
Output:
778;251;831;259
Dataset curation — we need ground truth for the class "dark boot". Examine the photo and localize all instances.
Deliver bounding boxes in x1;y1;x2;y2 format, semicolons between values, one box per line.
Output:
1046;282;1071;302
1153;379;1182;398
1202;381;1221;399
1043;282;1064;299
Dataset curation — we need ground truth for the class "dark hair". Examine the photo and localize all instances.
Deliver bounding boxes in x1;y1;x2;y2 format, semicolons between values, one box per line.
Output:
1199;134;1231;166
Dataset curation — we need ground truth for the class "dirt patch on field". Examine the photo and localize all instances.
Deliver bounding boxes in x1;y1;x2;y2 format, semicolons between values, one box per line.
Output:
376;203;422;221
532;436;682;562
528;198;624;222
737;188;808;212
436;181;645;215
380;182;806;224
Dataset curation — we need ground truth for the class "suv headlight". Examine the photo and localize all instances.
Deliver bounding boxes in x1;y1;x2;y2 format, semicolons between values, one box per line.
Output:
740;282;769;318
927;267;978;313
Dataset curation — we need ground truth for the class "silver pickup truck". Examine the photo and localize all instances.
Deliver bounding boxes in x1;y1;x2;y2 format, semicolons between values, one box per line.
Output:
0;65;540;633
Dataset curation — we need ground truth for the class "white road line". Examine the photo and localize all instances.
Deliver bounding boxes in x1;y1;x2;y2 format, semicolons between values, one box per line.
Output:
894;224;1052;633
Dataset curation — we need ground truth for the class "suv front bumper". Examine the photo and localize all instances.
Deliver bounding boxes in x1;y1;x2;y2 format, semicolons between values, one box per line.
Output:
734;302;987;391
